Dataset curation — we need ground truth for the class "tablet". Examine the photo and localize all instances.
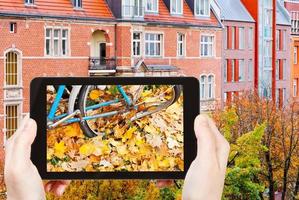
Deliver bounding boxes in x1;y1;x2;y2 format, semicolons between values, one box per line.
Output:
30;77;199;179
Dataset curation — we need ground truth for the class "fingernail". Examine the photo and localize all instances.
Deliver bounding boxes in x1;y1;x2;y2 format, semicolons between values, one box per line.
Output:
57;186;65;196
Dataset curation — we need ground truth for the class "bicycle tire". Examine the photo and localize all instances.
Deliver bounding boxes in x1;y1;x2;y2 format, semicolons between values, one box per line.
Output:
77;85;182;138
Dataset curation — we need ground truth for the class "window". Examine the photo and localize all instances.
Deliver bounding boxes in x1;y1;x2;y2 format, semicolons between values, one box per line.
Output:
239;27;245;50
224;26;228;49
231;60;235;82
231;27;235;50
73;0;82;8
45;28;69;57
294;79;298;97
238;59;245;82
200;74;215;100
145;33;162;57
177;33;185;57
123;0;143;17
282;59;286;80
200;75;206;99
10;22;16;33
276;60;279;81
248;59;253;81
276;30;280;50
294;47;298;64
282;30;286;51
224;60;228;82
195;0;210;17
200;35;214;57
25;0;34;5
133;32;141;56
248;27;253;50
171;0;183;15
146;0;158;13
207;75;214;99
5;105;20;139
5;51;19;86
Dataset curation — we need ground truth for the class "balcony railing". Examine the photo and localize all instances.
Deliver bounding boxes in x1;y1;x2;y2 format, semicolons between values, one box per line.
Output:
89;57;116;71
122;5;144;18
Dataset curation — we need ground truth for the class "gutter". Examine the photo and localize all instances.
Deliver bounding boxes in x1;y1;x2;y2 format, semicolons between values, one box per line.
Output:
0;11;222;29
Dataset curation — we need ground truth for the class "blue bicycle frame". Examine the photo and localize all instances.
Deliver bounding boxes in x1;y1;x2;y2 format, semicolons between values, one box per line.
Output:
47;85;134;126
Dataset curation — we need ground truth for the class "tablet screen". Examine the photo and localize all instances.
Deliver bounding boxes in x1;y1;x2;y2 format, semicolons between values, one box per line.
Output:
46;85;184;172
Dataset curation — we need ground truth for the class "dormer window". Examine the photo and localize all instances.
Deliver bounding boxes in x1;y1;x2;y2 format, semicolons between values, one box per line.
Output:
123;0;144;18
195;0;210;17
146;0;158;13
25;0;34;5
73;0;82;8
171;0;183;15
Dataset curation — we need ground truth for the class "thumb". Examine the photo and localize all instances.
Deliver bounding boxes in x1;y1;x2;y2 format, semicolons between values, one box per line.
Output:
194;115;217;161
12;117;37;160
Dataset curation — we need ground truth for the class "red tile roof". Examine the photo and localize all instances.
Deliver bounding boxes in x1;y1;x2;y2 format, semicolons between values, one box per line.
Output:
0;0;114;19
144;0;220;27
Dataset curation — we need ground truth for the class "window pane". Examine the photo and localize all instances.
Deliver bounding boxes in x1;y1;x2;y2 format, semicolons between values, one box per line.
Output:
5;52;18;86
6;105;19;139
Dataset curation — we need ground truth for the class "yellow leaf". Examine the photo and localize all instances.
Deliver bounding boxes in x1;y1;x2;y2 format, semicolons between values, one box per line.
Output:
89;89;103;100
79;143;96;157
158;158;170;168
54;141;67;159
144;125;158;134
122;126;137;142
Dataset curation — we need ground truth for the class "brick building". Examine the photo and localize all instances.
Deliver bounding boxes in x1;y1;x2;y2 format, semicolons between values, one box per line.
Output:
0;0;222;153
240;0;291;108
284;0;299;103
217;0;255;104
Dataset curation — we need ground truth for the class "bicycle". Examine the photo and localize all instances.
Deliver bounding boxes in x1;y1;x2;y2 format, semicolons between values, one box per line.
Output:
47;85;182;138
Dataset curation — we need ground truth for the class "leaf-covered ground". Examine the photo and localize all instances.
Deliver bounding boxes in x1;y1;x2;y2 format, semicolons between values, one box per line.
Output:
47;85;184;172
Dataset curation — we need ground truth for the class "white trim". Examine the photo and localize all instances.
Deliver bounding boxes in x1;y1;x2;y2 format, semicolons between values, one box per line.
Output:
144;31;164;58
132;31;142;57
200;33;216;58
177;32;186;57
170;0;183;15
44;26;71;57
3;48;23;88
199;73;216;100
145;0;159;13
3;101;23;146
194;0;211;17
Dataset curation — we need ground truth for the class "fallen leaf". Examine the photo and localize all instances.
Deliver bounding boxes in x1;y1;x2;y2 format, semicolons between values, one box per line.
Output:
54;141;67;159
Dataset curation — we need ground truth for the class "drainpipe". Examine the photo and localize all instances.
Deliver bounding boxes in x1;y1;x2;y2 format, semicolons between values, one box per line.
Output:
114;23;117;74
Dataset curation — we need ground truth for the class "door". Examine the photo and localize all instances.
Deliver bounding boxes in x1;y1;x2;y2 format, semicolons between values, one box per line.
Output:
99;43;106;65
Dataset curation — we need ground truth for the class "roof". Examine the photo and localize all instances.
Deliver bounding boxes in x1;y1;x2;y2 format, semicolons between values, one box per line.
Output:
216;0;254;22
277;0;291;26
144;0;221;28
0;0;114;20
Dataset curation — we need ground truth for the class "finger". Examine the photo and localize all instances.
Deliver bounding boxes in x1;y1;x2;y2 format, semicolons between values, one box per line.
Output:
156;180;173;188
207;118;230;171
8;114;29;142
44;182;54;193
11;118;37;163
48;181;70;196
194;115;217;161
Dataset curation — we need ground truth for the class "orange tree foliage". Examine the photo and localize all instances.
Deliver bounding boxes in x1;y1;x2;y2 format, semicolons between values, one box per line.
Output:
46;180;182;200
213;92;299;200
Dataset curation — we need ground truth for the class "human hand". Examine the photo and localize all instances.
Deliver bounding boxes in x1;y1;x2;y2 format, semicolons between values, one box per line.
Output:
4;115;70;200
182;115;230;200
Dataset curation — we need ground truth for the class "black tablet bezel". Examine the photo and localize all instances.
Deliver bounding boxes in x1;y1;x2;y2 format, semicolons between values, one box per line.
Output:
30;77;199;180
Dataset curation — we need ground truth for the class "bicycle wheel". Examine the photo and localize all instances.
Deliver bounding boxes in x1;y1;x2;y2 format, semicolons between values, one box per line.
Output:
77;85;182;138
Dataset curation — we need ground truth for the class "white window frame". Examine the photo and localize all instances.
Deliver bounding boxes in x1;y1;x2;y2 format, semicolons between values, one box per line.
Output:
195;0;210;17
3;102;22;144
293;79;298;97
44;27;70;57
177;33;186;57
145;0;158;13
123;0;144;17
9;22;16;33
73;0;82;8
145;32;163;57
200;34;215;57
224;60;228;83
170;0;183;15
294;47;298;64
239;27;245;50
24;0;34;6
248;59;253;81
132;32;142;57
248;27;253;50
231;27;235;50
238;59;245;82
200;74;215;100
